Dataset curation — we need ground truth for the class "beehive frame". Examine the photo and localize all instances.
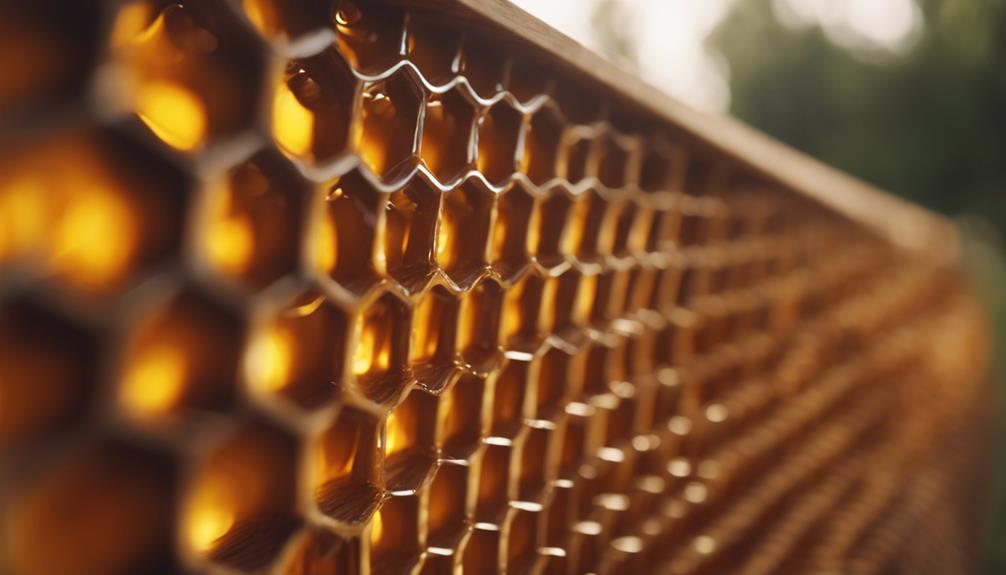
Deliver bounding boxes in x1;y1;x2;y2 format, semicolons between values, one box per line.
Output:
0;1;993;574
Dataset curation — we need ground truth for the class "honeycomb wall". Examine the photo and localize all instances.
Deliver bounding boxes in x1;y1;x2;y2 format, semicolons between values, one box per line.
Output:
0;1;992;574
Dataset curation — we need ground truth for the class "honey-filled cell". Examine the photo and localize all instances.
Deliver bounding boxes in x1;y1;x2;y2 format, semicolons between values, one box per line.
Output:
309;406;382;527
0;129;188;293
111;1;264;151
313;170;383;293
358;72;423;181
117;290;244;424
383;388;438;491
273;48;358;166
352;291;413;405
421;87;476;183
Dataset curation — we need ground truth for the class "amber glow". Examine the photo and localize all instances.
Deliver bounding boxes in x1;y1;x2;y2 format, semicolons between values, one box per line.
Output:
204;183;254;275
410;293;440;362
136;81;208;151
53;187;135;289
184;474;237;553
273;80;315;157
370;508;384;545
0;176;49;261
385;411;407;456
241;0;276;35
315;209;338;273
246;326;293;393
121;345;187;416
354;316;390;378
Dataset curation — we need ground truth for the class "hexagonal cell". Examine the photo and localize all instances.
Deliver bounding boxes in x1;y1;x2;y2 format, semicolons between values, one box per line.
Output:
369;494;422;575
437;181;494;287
578;342;614;399
515;424;554;503
558;406;591;479
597;134;633;189
405;14;463;86
501;272;545;348
352;292;413;405
457;279;504;370
491;183;535;279
273;48;357;166
564;188;611;262
437;373;487;459
474;440;513;522
275;528;361;575
421;87;476;183
503;504;542;574
507;52;553;104
529;191;572;268
459;37;507;99
0;129;189;293
244;291;348;411
240;0;330;44
310;184;382;294
561;131;596;184
333;0;406;74
611;198;646;258
200;150;309;289
359;72;422;181
539;270;581;336
383;178;440;291
181;421;299;571
111;1;265;151
426;461;470;548
0;443;176;575
520;105;563;185
0;0;101;116
309;406;382;526
477;102;523;185
532;345;574;420
410;285;460;391
117;290;243;424
383;388;437;491
482;358;531;442
462;523;502;574
0;300;97;449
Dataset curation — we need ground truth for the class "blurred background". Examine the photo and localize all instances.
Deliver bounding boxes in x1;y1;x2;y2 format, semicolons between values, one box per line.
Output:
511;0;1006;569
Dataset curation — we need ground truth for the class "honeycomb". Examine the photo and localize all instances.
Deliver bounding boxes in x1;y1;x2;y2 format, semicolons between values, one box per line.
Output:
0;1;992;574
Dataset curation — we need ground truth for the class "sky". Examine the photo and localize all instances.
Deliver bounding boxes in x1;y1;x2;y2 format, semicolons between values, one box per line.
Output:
509;0;923;113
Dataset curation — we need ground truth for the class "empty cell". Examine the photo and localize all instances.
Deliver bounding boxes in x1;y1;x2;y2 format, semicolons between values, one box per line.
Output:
352;292;412;405
201;151;309;289
426;462;470;548
529;191;572;268
475;441;513;522
410;285;460;391
580;343;614;398
599;385;639;449
240;0;330;43
0;130;188;293
437;181;494;287
559;406;591;478
533;345;574;420
273;48;357;165
111;1;264;151
457;279;504;369
405;14;463;86
359;72;422;181
369;494;422;575
488;358;531;439
539;270;581;336
0;301;97;448
501;272;545;347
460;37;507;98
561;132;596;184
310;406;382;526
333;0;406;74
314;170;383;293
491;182;535;280
644;194;683;253
438;373;487;458
275;529;361;575
118;290;243;423
588;271;618;326
0;444;175;575
611;197;644;258
0;0;101;115
382;178;440;290
421;87;476;183
597;134;632;189
520;105;563;185
564;188;612;261
181;422;299;571
515;425;553;502
383;389;437;491
462;523;502;574
503;504;542;574
477;102;523;185
244;291;348;411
